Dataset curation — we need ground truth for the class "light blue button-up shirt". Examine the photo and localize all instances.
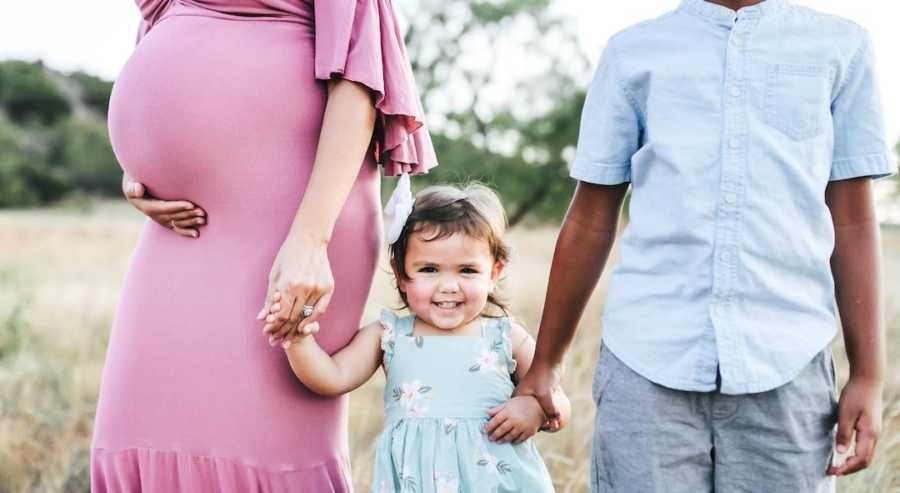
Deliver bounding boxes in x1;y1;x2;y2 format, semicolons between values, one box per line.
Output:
572;0;897;394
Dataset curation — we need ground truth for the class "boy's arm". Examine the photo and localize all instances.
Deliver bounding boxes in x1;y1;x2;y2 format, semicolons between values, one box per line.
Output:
824;176;885;476
515;181;628;420
283;321;384;397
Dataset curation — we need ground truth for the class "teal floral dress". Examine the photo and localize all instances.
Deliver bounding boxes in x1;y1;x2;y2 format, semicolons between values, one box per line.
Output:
371;310;555;493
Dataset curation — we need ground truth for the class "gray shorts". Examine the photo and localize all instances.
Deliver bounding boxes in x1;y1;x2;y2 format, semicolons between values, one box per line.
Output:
590;345;838;493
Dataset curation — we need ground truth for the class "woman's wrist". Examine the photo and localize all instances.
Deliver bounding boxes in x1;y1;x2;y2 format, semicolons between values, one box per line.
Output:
286;223;332;246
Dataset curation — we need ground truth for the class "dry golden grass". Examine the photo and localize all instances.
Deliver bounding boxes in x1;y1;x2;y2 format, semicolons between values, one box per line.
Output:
0;201;898;492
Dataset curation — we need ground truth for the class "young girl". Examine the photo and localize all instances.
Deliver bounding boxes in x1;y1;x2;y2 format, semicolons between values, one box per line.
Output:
271;183;568;492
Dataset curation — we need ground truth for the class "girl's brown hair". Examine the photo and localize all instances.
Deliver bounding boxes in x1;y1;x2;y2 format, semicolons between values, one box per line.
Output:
389;183;511;315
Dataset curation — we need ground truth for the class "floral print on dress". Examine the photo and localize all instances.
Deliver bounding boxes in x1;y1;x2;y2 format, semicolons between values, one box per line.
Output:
443;417;458;434
434;473;461;493
392;380;432;417
469;338;507;374
475;448;513;475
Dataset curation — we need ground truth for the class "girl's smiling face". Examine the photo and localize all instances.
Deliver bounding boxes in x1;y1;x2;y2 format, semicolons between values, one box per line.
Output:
397;229;503;332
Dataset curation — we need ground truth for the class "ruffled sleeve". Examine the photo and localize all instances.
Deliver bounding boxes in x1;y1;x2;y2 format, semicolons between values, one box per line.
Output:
135;0;175;43
314;0;438;176
496;317;518;375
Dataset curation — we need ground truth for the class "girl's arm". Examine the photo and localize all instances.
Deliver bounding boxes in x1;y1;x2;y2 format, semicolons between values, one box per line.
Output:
284;320;384;397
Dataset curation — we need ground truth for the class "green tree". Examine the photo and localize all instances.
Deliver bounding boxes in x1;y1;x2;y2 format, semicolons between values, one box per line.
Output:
70;71;114;115
0;60;71;125
48;118;120;196
398;0;589;225
0;123;71;207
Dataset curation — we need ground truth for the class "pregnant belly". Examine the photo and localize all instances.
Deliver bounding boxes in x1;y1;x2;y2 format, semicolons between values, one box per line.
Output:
108;15;324;208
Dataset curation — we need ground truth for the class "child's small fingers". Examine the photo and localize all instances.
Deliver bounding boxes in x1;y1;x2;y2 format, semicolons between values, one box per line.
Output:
489;421;514;442
511;431;528;444
483;415;505;435
487;404;504;416
270;303;281;313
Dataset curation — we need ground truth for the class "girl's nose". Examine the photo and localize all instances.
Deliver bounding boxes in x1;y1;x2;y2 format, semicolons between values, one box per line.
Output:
437;277;460;292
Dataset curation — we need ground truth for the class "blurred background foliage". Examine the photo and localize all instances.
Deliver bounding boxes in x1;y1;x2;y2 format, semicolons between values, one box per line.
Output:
0;0;896;224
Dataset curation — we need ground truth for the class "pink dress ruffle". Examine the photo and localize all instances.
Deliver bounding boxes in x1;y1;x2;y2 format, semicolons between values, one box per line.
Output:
92;448;352;493
314;0;437;176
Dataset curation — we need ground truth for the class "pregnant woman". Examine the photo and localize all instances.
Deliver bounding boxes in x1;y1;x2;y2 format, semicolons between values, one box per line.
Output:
91;0;436;490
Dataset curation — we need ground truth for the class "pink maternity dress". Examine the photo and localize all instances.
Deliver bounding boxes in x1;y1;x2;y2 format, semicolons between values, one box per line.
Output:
91;0;436;490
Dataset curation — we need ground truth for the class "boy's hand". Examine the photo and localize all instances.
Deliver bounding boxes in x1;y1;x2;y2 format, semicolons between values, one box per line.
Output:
484;396;546;444
827;376;883;476
539;387;569;432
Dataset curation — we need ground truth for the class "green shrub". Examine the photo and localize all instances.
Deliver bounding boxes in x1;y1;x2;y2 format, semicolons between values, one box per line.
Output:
70;71;113;116
0;60;71;125
48;119;120;196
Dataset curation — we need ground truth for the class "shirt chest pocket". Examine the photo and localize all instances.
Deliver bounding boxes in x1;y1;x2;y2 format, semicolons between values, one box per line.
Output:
764;64;834;141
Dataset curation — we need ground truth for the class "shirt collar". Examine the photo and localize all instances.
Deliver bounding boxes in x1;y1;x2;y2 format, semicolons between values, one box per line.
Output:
679;0;789;25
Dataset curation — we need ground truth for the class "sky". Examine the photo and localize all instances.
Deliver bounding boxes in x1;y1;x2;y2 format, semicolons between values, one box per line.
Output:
1;1;897;143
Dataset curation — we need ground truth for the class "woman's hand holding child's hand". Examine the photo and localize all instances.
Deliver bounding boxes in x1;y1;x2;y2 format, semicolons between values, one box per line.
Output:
485;396;546;444
264;293;321;348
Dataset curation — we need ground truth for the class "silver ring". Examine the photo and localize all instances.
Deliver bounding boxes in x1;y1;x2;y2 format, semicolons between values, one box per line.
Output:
302;305;314;318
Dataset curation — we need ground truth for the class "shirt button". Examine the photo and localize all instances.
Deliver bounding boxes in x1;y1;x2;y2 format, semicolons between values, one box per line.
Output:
724;193;738;204
731;35;744;46
729;86;742;97
719;251;732;262
728;138;742;149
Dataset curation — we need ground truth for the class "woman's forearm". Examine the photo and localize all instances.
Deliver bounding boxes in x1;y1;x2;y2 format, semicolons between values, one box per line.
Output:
290;79;377;243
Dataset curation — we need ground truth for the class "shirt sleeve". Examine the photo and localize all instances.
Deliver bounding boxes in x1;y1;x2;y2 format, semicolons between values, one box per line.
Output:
314;0;437;176
570;39;643;185
829;29;897;181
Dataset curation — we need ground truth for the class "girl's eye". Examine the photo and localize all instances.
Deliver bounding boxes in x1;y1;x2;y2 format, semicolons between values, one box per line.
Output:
461;268;478;274
418;266;437;273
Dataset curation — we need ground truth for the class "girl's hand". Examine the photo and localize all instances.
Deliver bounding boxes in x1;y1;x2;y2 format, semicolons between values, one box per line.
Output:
827;375;883;476
513;361;563;423
279;318;321;349
258;232;334;346
122;174;206;238
485;396;546;444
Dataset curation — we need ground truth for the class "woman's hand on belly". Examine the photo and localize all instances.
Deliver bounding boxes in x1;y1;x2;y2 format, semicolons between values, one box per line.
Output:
122;172;207;238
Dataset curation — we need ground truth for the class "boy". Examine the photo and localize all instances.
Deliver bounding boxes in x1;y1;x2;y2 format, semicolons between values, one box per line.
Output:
517;0;896;491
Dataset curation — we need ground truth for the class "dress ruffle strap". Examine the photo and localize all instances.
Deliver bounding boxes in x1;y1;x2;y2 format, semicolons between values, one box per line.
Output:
379;309;401;367
313;0;438;176
495;317;518;375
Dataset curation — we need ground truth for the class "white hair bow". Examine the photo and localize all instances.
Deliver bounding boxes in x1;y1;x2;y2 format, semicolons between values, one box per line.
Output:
384;172;413;244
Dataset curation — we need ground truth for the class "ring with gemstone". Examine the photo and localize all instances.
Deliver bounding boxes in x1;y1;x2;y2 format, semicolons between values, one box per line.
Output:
302;305;314;318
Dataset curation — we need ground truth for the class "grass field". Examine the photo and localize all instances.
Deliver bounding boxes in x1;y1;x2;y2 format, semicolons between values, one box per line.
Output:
1;200;898;492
